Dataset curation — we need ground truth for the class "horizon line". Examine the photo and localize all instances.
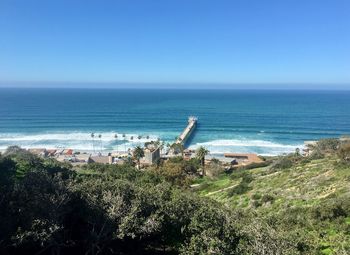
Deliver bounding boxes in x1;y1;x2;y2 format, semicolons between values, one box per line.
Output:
1;80;350;90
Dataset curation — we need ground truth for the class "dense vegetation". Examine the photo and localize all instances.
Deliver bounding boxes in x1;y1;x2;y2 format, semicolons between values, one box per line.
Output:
0;139;349;254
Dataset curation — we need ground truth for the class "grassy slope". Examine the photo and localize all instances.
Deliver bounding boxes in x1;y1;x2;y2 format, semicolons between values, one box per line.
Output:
194;156;350;254
196;156;350;210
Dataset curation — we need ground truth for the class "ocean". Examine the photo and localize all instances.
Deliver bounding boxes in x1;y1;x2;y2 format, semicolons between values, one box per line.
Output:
1;88;350;156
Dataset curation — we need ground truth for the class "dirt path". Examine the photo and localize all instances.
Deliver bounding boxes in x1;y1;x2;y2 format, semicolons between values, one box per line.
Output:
205;184;238;196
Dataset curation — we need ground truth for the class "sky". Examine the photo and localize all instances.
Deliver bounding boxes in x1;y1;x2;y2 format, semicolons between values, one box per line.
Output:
0;0;350;89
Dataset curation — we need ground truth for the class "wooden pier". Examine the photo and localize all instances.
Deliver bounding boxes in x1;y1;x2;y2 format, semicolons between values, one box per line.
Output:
175;116;197;145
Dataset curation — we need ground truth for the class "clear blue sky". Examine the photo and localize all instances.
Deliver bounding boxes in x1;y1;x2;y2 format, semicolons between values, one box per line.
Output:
0;0;349;89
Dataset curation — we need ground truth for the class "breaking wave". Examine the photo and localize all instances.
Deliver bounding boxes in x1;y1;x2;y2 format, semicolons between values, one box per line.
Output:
0;133;303;156
0;132;159;151
189;139;303;156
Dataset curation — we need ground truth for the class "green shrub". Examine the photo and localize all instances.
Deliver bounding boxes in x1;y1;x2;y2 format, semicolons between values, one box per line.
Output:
229;169;246;180
242;173;254;183
338;142;350;163
261;194;275;204
252;200;262;208
312;198;349;221
272;157;293;170
228;182;251;196
251;193;262;200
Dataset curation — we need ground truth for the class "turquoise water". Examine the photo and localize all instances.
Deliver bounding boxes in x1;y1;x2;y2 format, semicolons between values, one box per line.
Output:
0;88;350;155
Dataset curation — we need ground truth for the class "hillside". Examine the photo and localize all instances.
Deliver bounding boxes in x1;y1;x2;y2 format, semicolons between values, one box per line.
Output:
1;140;349;255
194;155;350;254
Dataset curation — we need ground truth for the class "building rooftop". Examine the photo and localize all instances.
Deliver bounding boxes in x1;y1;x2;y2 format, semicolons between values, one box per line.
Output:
223;153;263;164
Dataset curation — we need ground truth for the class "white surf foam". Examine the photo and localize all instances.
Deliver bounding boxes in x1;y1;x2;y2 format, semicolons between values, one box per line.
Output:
0;132;160;151
0;133;303;156
188;139;303;156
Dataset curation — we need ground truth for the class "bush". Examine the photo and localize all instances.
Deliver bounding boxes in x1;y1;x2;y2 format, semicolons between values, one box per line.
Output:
251;193;262;200
309;149;325;160
315;138;340;153
312;198;349;221
338;142;350;163
228;182;251;196
272;157;293;170
261;194;275;204
229;169;246;180
242;173;254;183
252;200;262;208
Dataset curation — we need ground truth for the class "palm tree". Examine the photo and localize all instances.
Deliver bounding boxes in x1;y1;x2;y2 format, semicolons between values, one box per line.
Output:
171;143;184;156
137;135;142;146
98;134;102;152
166;143;171;154
130;136;134;150
159;141;164;154
133;146;144;169
114;134;118;152
122;134;126;152
196;146;209;175
154;139;160;147
91;133;95;152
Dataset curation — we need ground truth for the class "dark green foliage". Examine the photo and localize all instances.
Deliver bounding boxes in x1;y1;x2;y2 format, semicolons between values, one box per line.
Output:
252;200;262;208
0;156;16;190
251;193;262;200
228;182;251;196
261;194;275;204
312;197;349;221
229;169;248;180
183;158;201;175
0;149;245;254
242;172;254;183
2;146;349;254
180;203;240;254
251;194;274;207
228;173;254;196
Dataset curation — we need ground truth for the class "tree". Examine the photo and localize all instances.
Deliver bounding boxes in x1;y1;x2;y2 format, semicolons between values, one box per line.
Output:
170;143;184;156
133;146;144;169
159;141;164;154
115;133;119;152
98;134;102;152
91;133;95;152
196;146;209;175
122;133;126;151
